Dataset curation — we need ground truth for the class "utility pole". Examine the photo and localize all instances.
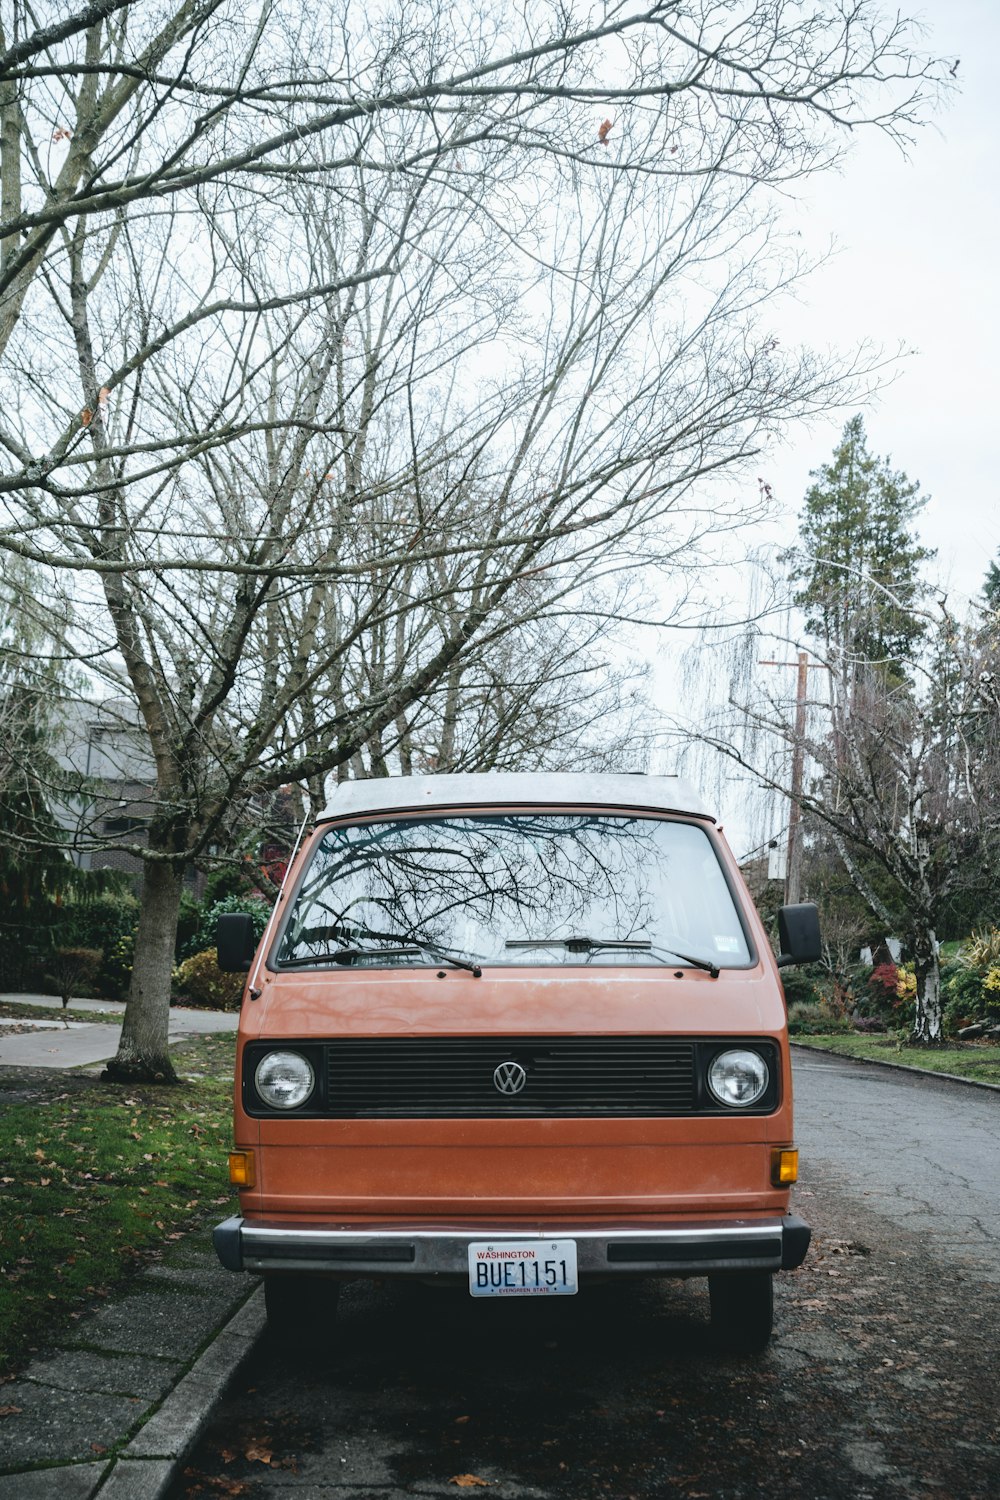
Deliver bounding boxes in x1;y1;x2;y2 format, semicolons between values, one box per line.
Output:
758;651;825;905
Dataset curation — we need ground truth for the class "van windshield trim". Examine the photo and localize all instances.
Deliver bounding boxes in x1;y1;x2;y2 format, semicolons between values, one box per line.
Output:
269;810;756;973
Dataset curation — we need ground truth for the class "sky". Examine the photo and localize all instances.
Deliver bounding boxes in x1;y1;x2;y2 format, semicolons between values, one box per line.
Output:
756;0;999;608
658;0;1000;852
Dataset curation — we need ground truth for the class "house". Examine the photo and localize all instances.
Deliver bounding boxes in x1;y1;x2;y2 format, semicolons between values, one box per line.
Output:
52;697;202;894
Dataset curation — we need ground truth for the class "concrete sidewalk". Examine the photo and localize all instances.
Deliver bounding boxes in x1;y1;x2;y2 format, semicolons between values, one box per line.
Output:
0;995;238;1070
0;996;258;1496
0;1243;262;1499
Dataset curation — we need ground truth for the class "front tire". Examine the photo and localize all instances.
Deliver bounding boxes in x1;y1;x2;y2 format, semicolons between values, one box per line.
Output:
708;1270;774;1353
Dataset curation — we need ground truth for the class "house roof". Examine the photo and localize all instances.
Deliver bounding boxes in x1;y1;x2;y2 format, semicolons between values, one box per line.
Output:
318;772;713;823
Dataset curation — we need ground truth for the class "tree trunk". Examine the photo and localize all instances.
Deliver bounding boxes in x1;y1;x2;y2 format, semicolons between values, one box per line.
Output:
910;924;942;1044
103;859;184;1083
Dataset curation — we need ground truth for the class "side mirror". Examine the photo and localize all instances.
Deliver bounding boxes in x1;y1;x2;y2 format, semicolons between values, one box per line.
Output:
217;913;257;973
777;902;821;968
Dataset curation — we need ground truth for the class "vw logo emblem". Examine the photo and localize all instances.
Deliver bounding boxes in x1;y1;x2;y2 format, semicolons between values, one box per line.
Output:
493;1060;527;1095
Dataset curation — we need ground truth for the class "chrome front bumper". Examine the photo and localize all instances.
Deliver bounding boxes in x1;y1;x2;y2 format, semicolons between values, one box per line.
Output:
213;1215;810;1277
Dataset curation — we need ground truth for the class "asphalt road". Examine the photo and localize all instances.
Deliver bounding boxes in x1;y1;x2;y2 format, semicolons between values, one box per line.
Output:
792;1049;1000;1281
172;1054;1000;1500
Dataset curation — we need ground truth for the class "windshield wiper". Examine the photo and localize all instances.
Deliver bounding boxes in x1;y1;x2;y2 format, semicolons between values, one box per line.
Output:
281;945;422;969
506;935;652;954
648;943;720;978
282;940;482;977
506;935;719;977
397;938;482;977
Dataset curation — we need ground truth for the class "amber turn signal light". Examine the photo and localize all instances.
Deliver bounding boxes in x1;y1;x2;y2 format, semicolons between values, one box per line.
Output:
228;1150;256;1188
770;1147;798;1186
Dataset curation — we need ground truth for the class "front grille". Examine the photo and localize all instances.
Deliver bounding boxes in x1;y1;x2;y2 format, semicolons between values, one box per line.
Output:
323;1037;696;1118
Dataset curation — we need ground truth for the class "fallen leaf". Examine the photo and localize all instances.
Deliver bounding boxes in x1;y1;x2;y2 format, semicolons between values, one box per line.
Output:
454;1415;470;1425
449;1477;490;1488
245;1442;273;1465
0;1405;23;1416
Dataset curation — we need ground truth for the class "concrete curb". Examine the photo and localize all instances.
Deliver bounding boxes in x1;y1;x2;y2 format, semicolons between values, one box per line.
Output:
791;1040;1000;1094
91;1287;264;1500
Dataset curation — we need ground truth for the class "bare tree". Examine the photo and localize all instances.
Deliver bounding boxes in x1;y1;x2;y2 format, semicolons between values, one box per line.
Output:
1;1;947;502
0;2;951;1079
310;562;654;780
686;608;1000;1042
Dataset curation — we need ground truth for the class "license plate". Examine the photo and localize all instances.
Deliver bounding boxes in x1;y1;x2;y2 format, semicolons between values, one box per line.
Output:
468;1240;578;1297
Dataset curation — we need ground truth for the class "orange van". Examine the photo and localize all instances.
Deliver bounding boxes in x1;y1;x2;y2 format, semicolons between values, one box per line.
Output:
214;773;818;1352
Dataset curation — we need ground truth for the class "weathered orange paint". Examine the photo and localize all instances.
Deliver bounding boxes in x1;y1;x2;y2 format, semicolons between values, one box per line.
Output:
230;808;797;1232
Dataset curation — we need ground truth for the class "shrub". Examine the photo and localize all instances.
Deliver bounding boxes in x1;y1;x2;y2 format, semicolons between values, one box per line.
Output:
175;890;202;961
895;966;917;1002
172;948;245;1010
779;968;824;1008
202;863;260;906
43;947;103;1007
868;962;900;1001
101;931;135;1001
55;892;139;954
787;1000;851;1036
852;1015;888;1034
863;961;916;1021
939;936;1000;1034
185;895;271;961
962;927;1000;971
942;964;1000;1034
52;893;140;999
814;974;859;1020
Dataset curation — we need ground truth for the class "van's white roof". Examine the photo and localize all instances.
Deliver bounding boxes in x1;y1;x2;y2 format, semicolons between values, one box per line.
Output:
318;772;713;823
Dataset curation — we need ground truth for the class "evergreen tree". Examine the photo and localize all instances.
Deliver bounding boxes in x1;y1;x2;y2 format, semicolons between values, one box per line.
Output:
785;415;934;676
0;564;76;912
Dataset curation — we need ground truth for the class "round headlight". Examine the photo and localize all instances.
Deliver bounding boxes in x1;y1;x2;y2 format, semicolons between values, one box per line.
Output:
254;1051;315;1110
707;1048;769;1108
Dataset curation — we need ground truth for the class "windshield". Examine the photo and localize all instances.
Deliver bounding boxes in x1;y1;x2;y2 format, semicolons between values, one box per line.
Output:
275;812;752;970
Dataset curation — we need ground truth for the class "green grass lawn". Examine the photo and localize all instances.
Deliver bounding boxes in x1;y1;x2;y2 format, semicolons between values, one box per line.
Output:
791;1033;1000;1085
0;1031;237;1374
